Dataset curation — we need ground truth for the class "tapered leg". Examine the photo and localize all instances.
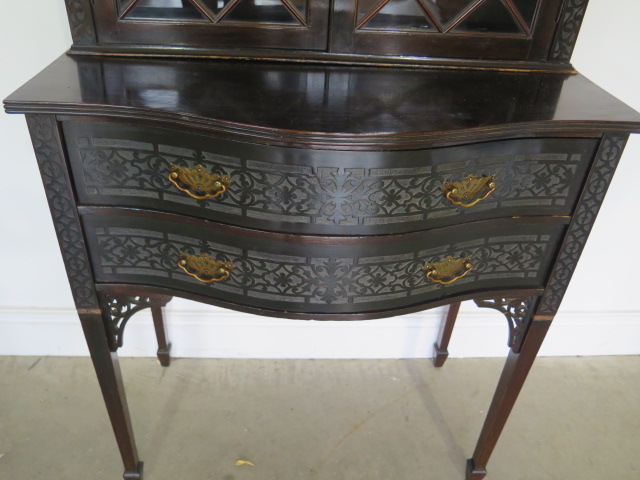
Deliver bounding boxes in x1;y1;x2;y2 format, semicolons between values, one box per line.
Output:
79;313;143;480
466;319;551;480
151;301;171;367
27;115;142;478
433;301;461;367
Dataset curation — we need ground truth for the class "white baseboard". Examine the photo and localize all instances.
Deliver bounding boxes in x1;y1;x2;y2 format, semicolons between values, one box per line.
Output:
0;305;638;358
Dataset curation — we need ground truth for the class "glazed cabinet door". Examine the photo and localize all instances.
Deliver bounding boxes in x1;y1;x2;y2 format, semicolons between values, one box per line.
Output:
330;0;564;61
93;0;329;51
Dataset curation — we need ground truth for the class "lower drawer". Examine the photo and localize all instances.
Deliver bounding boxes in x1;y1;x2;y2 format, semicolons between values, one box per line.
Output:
82;210;564;315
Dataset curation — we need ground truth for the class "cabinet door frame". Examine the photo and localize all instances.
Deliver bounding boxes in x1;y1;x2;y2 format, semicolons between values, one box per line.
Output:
329;0;564;61
92;0;330;51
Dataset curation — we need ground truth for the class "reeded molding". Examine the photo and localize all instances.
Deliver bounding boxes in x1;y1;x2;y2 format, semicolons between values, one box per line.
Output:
9;105;639;150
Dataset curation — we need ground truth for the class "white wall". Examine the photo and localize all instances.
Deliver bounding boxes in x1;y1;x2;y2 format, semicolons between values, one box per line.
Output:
1;0;639;358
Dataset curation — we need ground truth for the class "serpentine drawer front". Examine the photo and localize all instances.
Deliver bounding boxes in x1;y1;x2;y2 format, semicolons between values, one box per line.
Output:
65;120;597;235
82;209;563;316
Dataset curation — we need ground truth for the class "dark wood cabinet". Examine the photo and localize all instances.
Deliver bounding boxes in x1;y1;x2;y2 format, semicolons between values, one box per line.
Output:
5;1;640;479
67;0;587;68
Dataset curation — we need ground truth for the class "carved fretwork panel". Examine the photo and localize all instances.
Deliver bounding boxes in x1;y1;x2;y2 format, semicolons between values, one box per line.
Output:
99;293;172;351
26;114;99;310
549;0;588;61
537;134;628;316
474;297;537;352
64;0;96;44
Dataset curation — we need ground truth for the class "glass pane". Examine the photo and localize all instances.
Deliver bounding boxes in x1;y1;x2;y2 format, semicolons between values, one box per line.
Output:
198;0;235;16
361;0;435;31
124;0;207;20
357;0;385;25
118;0;137;12
285;0;307;22
510;0;539;28
222;0;300;24
421;0;477;26
453;0;521;33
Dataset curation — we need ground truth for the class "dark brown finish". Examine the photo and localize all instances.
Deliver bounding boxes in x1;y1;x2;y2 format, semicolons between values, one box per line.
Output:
92;0;330;52
330;0;563;61
6;2;640;478
537;133;629;316
61;0;589;70
433;301;460;367
82;209;565;315
63;119;596;235
10;73;640;479
68;44;579;72
467;317;551;480
7;55;640;151
80;313;144;480
549;0;589;62
64;0;96;44
25;114;141;480
98;292;173;361
435;294;538;367
97;282;545;322
463;131;629;476
151;299;172;367
25;115;98;310
475;297;537;352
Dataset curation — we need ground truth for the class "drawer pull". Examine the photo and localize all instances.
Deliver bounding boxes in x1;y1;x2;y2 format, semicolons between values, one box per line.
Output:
424;256;473;285
168;164;231;199
443;174;497;207
178;252;233;283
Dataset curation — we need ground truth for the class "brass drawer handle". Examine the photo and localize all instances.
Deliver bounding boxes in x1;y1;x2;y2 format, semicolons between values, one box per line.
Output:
442;174;497;207
424;256;473;285
168;164;231;199
178;252;233;283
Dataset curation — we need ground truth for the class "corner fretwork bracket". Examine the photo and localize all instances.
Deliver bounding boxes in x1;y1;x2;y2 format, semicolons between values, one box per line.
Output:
99;293;172;352
474;297;537;353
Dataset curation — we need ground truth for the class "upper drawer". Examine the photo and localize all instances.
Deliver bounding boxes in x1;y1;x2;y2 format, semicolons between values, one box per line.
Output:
64;120;597;235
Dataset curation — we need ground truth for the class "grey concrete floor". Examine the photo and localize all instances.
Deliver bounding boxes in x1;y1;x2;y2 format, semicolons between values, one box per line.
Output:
0;356;638;480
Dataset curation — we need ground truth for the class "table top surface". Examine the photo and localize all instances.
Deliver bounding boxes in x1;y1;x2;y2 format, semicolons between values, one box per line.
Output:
6;54;640;148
